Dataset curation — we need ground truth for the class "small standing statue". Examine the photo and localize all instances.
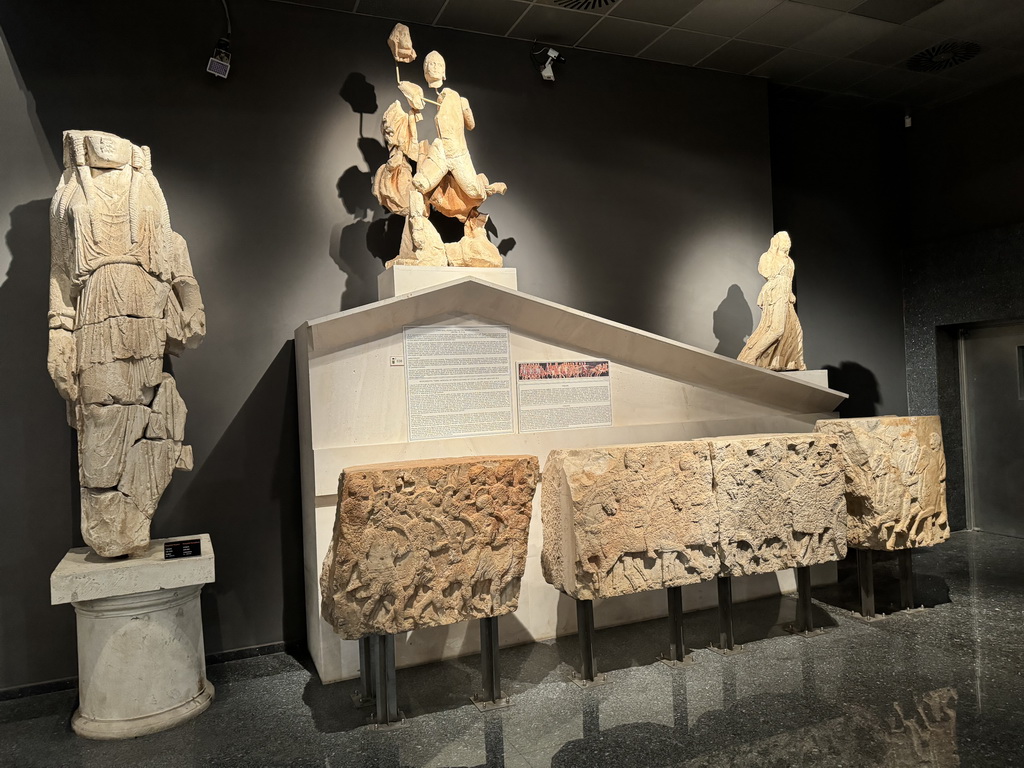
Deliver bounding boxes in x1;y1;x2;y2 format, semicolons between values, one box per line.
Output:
738;231;806;371
48;130;205;558
373;23;507;268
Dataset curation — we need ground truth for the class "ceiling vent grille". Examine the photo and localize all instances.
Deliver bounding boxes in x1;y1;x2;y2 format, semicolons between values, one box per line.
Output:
553;0;619;10
906;40;981;72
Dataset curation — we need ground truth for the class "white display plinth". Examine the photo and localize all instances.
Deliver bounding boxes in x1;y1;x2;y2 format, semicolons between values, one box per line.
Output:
378;265;517;300
51;534;216;740
781;369;830;388
296;278;849;684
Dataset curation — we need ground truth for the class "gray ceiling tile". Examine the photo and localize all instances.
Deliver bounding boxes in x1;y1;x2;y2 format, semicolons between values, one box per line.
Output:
847;25;947;66
892;73;975;106
902;0;1007;35
938;47;1024;82
638;27;728;65
845;66;931;98
697;39;784;73
798;57;885;89
507;5;600;45
962;8;1024;52
355;0;447;24
792;13;897;57
737;1;843;47
789;0;862;10
294;0;358;11
531;0;611;13
609;0;703;26
749;47;834;83
577;16;666;55
850;0;943;25
435;0;529;37
675;0;783;38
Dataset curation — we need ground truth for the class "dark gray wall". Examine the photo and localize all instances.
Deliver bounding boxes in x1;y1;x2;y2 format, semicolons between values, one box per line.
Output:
909;77;1024;243
903;78;1024;531
904;224;1024;532
768;95;908;419
0;0;777;689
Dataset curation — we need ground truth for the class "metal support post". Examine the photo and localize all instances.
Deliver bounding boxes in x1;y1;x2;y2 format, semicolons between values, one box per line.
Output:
472;616;510;711
796;565;813;632
856;548;876;618
369;634;403;728
571;599;608;687
786;565;828;637
712;576;743;654
898;548;915;610
351;635;376;708
660;586;693;667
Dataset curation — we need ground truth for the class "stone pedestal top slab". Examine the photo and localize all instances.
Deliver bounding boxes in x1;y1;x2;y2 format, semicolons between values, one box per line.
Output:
51;533;215;605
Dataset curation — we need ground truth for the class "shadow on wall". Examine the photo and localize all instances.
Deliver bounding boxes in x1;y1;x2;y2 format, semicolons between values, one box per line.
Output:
333;138;390;312
164;341;304;656
0;199;80;689
332;73;390;312
712;284;753;359
825;361;880;417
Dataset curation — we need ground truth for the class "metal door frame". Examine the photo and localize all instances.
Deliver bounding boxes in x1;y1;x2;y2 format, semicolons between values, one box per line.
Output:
957;328;977;531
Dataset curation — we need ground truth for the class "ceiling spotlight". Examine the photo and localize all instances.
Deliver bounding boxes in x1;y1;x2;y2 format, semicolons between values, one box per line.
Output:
538;48;564;82
207;37;231;79
207;0;232;78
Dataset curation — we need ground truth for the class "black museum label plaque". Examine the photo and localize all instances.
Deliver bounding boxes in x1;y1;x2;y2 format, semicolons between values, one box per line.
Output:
164;538;202;560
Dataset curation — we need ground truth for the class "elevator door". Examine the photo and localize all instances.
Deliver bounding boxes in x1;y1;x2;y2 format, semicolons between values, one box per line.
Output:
961;324;1024;537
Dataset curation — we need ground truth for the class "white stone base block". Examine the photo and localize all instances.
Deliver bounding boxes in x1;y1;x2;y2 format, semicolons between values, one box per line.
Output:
51;535;215;740
378;265;517;300
781;369;830;388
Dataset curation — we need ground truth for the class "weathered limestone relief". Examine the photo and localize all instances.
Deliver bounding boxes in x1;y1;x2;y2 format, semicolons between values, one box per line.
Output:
541;435;846;598
815;415;950;549
738;232;806;371
373;23;507;268
541;443;718;600
48;130;205;558
710;434;846;576
321;455;540;639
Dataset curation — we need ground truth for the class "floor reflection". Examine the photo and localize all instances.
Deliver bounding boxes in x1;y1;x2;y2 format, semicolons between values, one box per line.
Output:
4;531;1022;768
552;678;957;767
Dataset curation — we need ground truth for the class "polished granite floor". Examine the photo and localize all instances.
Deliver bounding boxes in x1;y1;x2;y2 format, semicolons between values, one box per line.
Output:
3;530;1022;767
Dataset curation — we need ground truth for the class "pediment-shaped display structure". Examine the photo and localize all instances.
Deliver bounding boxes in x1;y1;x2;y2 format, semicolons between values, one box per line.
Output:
296;276;846;683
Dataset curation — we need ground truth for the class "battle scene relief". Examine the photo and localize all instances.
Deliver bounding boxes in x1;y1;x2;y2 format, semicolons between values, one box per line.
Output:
321;455;540;638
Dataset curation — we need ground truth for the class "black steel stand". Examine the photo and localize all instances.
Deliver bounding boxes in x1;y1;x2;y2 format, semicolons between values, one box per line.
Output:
571;599;609;687
711;577;744;654
855;548;881;620
898;548;916;610
472;616;511;711
368;634;404;729
351;635;376;708
786;566;828;637
659;586;694;667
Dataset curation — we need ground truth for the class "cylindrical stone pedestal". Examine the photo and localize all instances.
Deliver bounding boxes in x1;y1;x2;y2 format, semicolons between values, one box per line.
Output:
72;584;214;739
51;533;216;740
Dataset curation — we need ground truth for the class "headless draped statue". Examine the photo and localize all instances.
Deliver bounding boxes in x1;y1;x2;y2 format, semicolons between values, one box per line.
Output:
373;24;507;268
737;231;806;372
48;130;205;557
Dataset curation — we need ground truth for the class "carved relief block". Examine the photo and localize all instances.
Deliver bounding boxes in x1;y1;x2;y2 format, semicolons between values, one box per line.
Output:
541;442;718;600
321;455;540;639
815;416;949;550
709;434;847;576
